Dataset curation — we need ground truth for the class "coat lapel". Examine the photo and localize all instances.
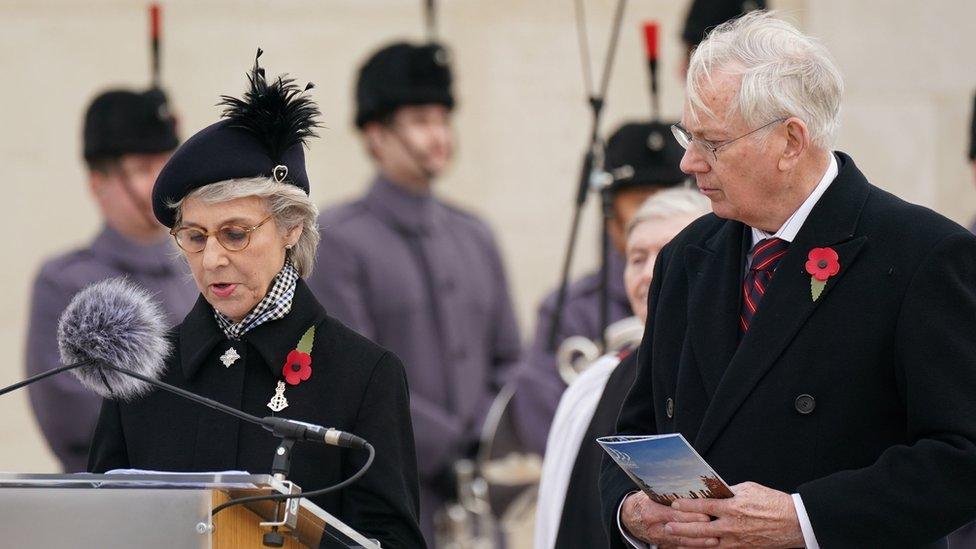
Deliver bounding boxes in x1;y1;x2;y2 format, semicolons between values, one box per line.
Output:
245;280;328;380
686;221;749;399
693;153;873;455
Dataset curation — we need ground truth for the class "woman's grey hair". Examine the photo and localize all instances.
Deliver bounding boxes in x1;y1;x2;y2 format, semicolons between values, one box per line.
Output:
686;10;844;150
626;187;712;238
171;177;320;278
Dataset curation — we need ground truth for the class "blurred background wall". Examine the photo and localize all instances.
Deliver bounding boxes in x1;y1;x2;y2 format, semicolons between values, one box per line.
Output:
0;0;973;471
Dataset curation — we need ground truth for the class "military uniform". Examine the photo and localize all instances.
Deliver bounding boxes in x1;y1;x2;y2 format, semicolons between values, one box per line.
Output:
307;175;521;540
308;41;521;544
26;87;189;472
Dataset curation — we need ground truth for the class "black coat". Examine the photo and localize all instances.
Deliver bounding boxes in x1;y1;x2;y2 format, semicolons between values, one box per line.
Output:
600;152;976;548
89;280;426;548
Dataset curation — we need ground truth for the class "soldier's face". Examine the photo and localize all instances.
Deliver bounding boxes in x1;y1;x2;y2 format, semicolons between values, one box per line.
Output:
369;104;453;187
91;152;170;241
178;195;300;322
624;213;700;323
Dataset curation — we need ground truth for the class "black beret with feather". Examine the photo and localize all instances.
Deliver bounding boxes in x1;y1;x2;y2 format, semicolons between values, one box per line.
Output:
152;49;321;228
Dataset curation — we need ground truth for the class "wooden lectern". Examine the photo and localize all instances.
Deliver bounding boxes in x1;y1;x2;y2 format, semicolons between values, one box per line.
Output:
0;473;380;548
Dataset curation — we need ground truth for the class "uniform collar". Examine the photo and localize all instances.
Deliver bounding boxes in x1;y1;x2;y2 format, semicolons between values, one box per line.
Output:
179;279;328;380
89;225;180;276
364;174;437;235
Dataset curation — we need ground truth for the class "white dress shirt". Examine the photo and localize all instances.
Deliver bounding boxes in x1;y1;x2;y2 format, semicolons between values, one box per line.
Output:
617;153;838;549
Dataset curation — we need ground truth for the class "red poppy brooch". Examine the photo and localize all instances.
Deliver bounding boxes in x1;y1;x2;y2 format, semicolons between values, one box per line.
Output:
283;326;315;385
267;325;315;412
805;247;840;301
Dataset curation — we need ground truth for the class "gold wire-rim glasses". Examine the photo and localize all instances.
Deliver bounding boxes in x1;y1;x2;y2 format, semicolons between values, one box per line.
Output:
170;214;274;253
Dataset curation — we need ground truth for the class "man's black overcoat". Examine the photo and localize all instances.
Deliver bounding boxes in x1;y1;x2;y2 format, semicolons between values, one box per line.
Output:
601;153;976;548
89;280;426;548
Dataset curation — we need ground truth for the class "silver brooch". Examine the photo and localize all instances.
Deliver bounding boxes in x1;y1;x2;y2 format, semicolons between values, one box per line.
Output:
267;381;289;412
273;164;289;182
219;347;241;368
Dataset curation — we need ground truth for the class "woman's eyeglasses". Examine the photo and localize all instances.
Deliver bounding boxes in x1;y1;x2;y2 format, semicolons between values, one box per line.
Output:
170;215;273;253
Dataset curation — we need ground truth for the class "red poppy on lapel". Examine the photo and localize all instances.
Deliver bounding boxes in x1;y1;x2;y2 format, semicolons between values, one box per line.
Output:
805;247;840;301
282;350;312;385
806;247;840;281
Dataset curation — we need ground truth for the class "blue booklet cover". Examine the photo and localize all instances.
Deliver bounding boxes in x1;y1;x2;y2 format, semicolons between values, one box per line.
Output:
598;433;734;505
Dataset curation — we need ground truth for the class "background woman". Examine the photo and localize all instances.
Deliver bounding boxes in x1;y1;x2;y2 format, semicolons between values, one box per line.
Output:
533;188;710;549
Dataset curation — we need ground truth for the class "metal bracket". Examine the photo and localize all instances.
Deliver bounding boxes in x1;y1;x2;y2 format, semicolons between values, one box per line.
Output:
259;480;301;530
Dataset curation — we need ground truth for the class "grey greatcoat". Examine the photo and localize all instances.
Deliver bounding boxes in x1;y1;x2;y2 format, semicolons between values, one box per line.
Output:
306;176;521;543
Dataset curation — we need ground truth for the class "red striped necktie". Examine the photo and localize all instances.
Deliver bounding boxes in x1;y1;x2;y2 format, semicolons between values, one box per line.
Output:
740;237;789;335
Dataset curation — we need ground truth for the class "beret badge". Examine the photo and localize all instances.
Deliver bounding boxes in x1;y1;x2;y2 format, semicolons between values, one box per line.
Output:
273;164;288;183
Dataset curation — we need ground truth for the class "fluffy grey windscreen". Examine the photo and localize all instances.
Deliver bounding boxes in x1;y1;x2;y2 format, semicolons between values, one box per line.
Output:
56;277;171;401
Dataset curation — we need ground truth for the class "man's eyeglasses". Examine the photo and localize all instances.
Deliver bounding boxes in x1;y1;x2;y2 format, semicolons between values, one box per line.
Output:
170;215;274;253
671;117;787;160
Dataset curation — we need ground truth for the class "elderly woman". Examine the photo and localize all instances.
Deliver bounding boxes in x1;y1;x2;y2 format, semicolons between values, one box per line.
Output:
533;188;710;549
88;52;425;548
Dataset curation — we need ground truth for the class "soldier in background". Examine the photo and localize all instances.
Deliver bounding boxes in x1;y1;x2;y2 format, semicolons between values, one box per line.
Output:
306;41;521;546
509;121;689;455
25;88;196;472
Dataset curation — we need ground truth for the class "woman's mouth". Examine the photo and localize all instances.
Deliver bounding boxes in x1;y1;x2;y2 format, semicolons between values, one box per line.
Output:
210;283;237;298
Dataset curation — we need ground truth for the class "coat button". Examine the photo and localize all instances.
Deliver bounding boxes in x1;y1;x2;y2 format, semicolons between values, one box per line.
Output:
666;398;674;419
794;394;816;415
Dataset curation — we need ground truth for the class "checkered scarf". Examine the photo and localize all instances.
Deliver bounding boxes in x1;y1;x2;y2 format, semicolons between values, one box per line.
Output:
213;259;299;340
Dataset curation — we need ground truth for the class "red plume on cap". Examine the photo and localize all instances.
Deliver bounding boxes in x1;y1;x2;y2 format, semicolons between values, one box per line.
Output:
643;22;658;61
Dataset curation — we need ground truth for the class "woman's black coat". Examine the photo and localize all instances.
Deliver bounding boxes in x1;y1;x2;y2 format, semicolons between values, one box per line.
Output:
89;280;426;548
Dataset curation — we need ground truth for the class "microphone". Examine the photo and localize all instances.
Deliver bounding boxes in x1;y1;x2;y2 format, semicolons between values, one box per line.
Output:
262;418;369;450
37;277;364;451
57;277;170;401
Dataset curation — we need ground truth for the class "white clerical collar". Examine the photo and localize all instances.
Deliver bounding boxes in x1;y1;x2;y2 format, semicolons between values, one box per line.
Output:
751;153;838;246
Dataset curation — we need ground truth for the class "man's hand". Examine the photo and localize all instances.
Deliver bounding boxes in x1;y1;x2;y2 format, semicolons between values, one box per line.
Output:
664;482;805;548
621;491;716;547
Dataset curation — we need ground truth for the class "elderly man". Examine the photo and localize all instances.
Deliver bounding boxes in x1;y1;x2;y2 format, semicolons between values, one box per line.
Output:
306;41;521;546
601;12;976;548
26;88;196;472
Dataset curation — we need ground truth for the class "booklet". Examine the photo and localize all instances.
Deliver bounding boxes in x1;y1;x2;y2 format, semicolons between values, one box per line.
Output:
598;433;734;505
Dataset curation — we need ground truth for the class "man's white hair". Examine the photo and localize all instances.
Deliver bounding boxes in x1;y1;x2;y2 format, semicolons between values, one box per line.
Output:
172;178;320;278
686;11;844;150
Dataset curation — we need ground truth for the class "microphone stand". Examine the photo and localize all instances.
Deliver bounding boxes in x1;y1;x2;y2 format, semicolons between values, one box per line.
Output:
547;0;628;352
0;361;95;398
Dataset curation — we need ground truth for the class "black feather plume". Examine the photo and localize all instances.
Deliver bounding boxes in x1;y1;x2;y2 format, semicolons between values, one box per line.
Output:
218;48;321;160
